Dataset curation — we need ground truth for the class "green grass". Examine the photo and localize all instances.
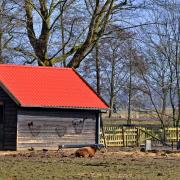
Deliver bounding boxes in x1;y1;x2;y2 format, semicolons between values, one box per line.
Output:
0;151;180;180
104;119;160;126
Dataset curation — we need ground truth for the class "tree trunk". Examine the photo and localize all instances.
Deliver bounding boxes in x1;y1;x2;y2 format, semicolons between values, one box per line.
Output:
0;30;3;64
175;22;180;144
95;44;101;95
108;56;115;118
60;4;66;67
127;58;132;125
25;0;50;66
169;65;176;127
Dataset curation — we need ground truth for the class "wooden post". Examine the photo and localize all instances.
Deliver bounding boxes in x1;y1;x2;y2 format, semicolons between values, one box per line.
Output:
136;128;139;147
126;134;128;147
122;126;125;147
96;113;101;144
100;115;107;148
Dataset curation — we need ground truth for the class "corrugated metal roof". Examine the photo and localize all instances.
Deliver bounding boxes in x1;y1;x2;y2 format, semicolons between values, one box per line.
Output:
0;64;109;110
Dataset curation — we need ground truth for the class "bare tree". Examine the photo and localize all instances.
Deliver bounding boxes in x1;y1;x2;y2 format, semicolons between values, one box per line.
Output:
135;0;180;142
0;0;151;69
0;0;15;63
22;0;131;67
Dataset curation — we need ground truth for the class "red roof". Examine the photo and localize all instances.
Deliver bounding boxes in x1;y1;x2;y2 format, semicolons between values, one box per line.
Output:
0;64;108;110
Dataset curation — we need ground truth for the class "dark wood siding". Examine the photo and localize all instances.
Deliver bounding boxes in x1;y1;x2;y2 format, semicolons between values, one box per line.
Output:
17;108;99;150
0;87;17;150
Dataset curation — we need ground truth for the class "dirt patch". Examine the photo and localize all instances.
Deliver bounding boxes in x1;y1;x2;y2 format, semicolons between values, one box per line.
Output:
2;148;180;159
0;149;180;179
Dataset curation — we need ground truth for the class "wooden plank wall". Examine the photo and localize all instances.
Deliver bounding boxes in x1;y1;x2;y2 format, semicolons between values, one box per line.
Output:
0;87;17;150
17;109;97;150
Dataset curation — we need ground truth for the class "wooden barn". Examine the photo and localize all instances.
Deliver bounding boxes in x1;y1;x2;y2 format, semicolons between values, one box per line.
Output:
0;64;108;150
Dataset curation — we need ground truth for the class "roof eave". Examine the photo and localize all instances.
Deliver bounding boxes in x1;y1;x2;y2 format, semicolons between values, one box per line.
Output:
21;104;109;112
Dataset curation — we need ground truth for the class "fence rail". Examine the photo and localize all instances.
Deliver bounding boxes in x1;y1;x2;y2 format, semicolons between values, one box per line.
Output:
100;126;180;147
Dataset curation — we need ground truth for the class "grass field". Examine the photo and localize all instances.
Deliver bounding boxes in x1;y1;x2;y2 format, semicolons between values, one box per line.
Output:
0;149;180;180
103;118;160;126
103;111;173;126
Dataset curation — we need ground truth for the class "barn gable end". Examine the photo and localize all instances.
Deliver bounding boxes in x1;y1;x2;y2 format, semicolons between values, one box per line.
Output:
0;86;17;150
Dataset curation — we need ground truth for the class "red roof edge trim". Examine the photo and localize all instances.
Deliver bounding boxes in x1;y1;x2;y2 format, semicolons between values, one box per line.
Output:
0;81;21;106
72;68;109;109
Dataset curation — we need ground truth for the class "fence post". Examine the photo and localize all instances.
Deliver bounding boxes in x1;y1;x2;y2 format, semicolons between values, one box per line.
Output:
125;134;127;147
136;128;139;147
100;115;107;148
122;126;125;147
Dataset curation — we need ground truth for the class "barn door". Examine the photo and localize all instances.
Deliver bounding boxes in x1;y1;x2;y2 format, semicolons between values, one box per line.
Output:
0;102;4;149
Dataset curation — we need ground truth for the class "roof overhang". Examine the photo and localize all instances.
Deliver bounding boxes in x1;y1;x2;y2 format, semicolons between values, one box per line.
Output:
21;104;109;112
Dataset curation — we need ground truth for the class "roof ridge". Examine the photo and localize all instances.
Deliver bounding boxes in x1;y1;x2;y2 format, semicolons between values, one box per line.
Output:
0;64;72;70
